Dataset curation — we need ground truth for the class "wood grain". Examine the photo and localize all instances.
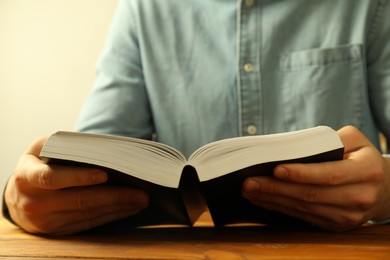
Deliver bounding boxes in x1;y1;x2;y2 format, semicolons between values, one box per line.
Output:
1;215;389;259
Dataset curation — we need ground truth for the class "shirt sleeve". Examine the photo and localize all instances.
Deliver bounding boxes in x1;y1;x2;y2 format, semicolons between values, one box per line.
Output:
2;178;15;225
367;1;390;148
75;0;154;139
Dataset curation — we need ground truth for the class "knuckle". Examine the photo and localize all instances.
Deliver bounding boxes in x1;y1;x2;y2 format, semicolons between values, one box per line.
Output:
357;192;377;211
75;190;95;210
18;198;48;220
326;172;344;185
11;163;31;190
360;153;385;183
346;187;378;210
359;197;376;211
369;162;385;182
266;184;277;194
37;165;54;189
19;197;39;215
31;220;58;235
259;179;277;194
292;201;312;213
11;173;26;190
301;185;318;202
338;213;365;229
17;200;59;235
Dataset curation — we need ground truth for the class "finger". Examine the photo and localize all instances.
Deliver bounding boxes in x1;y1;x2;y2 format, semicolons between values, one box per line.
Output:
24;185;149;214
62;185;149;211
19;186;149;235
53;208;142;235
248;196;364;231
273;126;383;185
25;136;48;156
242;176;378;210
15;137;108;189
337;125;371;154
274;151;382;185
273;160;364;186
20;159;108;190
31;205;142;235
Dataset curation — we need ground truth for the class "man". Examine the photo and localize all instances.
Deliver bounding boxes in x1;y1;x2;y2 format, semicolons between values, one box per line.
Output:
3;0;390;235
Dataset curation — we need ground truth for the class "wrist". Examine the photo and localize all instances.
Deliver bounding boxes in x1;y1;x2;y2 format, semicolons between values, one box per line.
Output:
368;154;390;225
2;177;16;225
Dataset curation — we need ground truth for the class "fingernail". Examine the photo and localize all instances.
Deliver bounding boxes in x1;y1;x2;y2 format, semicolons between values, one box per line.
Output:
244;179;260;192
91;171;108;183
274;166;288;179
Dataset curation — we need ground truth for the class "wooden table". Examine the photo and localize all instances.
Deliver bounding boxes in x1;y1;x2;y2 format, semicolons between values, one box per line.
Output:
1;214;390;259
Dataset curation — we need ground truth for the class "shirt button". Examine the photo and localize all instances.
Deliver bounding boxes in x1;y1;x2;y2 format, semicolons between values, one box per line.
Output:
246;125;257;135
245;0;254;7
244;63;254;73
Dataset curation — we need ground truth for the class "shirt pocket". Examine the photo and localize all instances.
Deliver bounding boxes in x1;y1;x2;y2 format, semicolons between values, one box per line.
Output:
279;44;366;131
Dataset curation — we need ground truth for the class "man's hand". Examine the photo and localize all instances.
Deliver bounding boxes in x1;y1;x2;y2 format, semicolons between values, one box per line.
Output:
4;136;149;235
242;125;390;231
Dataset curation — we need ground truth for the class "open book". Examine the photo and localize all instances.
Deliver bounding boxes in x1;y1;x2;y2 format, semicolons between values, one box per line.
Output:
40;126;344;227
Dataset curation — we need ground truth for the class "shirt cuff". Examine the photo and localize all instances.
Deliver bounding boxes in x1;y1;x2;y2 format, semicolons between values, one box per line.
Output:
2;178;16;225
366;154;390;225
367;218;390;225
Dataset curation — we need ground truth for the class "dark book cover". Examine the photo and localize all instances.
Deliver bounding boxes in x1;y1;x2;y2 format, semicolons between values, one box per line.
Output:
198;148;344;226
43;146;344;228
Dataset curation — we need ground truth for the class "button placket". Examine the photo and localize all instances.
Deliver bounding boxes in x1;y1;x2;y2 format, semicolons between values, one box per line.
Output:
246;125;257;135
244;63;254;73
237;0;262;136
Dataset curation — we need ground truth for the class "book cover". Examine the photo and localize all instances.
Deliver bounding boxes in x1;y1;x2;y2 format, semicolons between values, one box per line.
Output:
40;126;344;227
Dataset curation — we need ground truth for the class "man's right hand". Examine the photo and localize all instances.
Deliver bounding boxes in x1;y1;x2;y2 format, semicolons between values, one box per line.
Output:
4;136;149;235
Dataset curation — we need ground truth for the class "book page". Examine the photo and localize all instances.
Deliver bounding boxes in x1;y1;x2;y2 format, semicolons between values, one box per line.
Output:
40;131;187;188
188;126;343;182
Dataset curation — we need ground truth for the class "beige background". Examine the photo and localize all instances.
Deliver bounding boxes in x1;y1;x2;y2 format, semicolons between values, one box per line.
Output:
0;0;118;209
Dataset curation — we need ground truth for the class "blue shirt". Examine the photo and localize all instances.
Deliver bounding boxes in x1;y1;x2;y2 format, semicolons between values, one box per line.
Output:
76;0;390;158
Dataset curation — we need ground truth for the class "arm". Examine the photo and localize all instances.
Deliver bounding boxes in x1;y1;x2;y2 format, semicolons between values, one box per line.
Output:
242;126;390;231
241;2;390;231
76;0;154;138
3;0;153;235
